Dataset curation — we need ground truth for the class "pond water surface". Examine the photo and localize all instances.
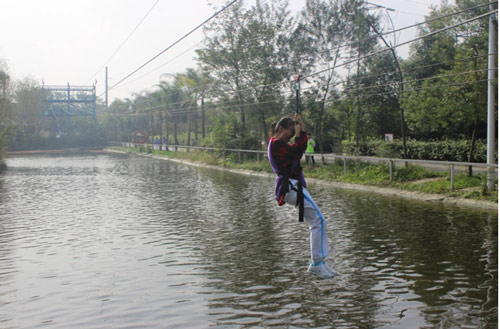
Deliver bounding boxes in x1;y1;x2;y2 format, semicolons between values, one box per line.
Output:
0;153;497;328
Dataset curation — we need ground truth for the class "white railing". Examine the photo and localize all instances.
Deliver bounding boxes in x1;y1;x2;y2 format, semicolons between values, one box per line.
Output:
108;142;498;192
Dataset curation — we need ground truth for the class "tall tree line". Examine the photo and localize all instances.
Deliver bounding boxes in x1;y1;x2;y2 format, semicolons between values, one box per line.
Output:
102;0;495;156
3;0;496;159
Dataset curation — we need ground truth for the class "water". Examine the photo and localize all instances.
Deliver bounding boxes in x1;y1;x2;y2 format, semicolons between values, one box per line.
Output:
0;153;496;329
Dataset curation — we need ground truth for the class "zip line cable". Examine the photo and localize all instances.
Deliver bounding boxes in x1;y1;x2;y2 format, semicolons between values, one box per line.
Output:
115;32;280;95
100;0;493;105
114;43;205;89
117;0;496;106
340;78;494;102
98;6;497;119
249;1;496;75
170;77;497;117
338;1;497;55
121;2;497;109
97;73;496;119
302;9;498;80
86;0;161;85
109;47;496;115
339;67;494;94
110;30;273;92
101;0;239;96
124;66;493;115
397;0;438;6
105;62;495;118
97;79;492;120
214;8;497;96
132;8;498;114
356;52;492;82
107;0;307;94
126;50;493;109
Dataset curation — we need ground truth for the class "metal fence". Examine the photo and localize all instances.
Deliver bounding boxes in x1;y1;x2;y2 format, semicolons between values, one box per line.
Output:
109;142;498;192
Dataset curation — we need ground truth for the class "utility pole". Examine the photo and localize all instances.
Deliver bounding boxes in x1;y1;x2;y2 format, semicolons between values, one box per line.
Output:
487;3;497;190
370;23;408;159
105;66;109;109
366;2;408;159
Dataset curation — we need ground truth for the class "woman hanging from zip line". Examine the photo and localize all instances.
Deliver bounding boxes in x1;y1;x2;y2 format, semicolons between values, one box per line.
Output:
267;112;336;279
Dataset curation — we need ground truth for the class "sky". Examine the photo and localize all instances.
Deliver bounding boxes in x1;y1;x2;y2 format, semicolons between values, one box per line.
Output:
0;0;439;103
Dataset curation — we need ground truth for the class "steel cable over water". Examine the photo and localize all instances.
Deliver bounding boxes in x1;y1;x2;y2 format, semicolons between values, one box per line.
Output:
104;2;497;111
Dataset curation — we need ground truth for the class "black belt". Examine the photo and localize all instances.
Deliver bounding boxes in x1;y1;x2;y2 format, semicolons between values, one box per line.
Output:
289;180;304;222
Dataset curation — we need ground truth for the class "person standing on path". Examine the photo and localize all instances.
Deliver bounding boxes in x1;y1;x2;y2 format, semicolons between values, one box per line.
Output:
267;113;336;279
305;133;316;168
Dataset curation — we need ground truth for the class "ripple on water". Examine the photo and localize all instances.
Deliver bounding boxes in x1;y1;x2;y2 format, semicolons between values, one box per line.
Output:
0;154;496;328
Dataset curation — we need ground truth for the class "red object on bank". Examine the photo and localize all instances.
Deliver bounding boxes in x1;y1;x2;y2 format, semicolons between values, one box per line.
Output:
131;130;148;144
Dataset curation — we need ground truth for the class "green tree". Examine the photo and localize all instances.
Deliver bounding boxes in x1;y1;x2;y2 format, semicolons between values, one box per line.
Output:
341;0;380;146
196;1;251;135
356;52;400;138
102;98;133;142
12;78;43;141
158;76;188;145
403;0;493;141
174;68;206;146
197;0;294;142
299;0;347;153
240;0;293;142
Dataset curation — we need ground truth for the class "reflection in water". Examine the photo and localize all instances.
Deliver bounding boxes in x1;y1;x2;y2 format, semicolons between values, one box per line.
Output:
0;154;496;328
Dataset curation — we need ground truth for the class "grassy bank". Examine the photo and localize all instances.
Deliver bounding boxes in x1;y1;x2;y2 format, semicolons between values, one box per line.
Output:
110;146;498;204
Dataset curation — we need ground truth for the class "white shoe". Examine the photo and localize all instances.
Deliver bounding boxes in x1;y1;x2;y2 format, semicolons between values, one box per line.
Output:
307;261;337;279
323;262;338;276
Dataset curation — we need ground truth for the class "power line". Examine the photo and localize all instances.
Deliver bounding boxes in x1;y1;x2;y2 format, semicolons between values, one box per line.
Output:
111;50;495;115
113;43;204;90
341;68;493;94
125;50;493;110
106;60;494;118
103;0;239;96
345;78;494;102
109;30;271;92
358;52;491;81
122;2;497;108
98;6;497;118
303;9;497;79
96;72;495;120
396;0;443;7
177;77;496;117
86;0;161;85
179;8;498;108
299;1;496;68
